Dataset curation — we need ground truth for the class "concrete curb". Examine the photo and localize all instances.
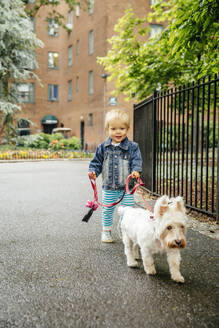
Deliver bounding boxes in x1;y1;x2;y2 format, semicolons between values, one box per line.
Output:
0;158;91;164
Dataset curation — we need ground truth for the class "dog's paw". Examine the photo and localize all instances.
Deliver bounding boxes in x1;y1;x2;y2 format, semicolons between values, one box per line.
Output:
146;268;157;275
172;273;185;283
127;260;139;268
145;265;156;275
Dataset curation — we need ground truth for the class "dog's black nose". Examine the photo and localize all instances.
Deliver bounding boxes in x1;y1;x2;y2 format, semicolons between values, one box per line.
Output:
175;239;181;246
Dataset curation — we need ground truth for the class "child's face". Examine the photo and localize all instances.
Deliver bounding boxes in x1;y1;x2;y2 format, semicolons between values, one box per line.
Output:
107;119;128;143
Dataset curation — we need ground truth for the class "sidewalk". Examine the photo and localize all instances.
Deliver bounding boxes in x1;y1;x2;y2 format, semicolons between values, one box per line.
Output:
134;189;219;240
1;160;219;327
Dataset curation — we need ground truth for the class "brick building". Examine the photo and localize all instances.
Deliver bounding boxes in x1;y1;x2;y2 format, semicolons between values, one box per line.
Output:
20;0;163;150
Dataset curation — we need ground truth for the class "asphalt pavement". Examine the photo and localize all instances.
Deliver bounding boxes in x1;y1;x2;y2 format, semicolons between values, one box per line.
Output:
0;160;218;328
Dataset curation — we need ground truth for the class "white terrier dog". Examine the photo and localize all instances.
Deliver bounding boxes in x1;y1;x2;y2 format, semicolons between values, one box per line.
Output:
118;195;187;283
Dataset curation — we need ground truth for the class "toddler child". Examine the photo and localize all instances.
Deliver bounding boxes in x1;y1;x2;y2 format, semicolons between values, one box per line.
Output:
88;109;142;242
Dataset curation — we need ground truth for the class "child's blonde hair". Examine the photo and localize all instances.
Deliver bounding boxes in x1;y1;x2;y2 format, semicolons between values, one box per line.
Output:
105;109;130;130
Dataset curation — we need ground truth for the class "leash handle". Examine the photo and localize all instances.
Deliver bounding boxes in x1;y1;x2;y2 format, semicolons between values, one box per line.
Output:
89;174;145;208
125;174;145;195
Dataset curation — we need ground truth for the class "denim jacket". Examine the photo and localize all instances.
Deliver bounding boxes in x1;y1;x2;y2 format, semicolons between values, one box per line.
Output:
89;137;142;190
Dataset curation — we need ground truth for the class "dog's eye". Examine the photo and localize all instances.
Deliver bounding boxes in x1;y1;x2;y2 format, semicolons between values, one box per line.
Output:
167;225;172;230
181;225;185;229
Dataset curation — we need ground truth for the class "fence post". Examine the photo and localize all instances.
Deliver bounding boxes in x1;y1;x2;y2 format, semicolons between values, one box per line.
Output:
217;139;219;221
152;91;157;193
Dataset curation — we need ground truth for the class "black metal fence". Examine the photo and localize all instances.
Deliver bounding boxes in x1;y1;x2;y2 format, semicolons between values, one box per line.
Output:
134;75;219;220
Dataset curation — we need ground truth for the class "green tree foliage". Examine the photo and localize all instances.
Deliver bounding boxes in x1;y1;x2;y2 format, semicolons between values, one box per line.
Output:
0;0;43;140
98;0;219;100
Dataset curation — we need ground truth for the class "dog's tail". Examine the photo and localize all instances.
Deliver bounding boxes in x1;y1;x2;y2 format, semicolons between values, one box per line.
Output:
118;206;126;217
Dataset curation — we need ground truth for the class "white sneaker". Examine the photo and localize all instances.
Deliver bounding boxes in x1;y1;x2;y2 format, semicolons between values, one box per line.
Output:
101;230;114;243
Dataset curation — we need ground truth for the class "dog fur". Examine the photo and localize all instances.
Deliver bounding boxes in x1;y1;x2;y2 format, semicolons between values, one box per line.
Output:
118;195;187;283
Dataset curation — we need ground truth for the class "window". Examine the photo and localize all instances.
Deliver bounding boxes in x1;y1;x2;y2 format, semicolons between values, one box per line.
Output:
13;83;35;103
76;5;80;17
76;76;79;93
20;51;35;70
88;113;93;126
48;19;59;37
89;30;94;55
76;40;80;55
48;84;59;101
89;0;94;14
67;11;73;29
89;71;93;95
48;52;59;69
68;46;73;66
150;0;159;4
68;80;72;101
150;24;163;37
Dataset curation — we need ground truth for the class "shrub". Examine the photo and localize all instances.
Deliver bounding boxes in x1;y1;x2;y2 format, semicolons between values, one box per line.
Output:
38;132;51;144
15;134;43;148
49;133;64;142
13;133;81;150
64;136;81;149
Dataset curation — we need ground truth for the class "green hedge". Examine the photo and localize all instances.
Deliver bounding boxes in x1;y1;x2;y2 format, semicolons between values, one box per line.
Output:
15;133;81;150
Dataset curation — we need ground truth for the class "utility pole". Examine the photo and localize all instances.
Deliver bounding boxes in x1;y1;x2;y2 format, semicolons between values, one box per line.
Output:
101;73;110;138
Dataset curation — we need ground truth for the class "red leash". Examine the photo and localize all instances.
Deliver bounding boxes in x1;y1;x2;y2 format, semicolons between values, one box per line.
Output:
141;197;153;212
82;174;145;222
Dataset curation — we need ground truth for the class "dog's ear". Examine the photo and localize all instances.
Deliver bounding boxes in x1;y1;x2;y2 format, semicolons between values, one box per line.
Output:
159;204;168;216
154;195;169;219
175;196;186;214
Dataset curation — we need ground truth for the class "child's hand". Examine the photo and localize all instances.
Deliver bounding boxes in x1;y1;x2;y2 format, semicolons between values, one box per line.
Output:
131;171;140;179
88;171;96;180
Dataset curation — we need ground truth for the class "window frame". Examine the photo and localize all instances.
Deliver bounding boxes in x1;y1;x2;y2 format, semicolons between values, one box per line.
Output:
89;0;94;15
48;52;59;69
68;10;73;28
14;83;35;104
68;45;73;67
48;84;59;102
89;30;94;55
76;76;79;93
149;24;163;38
68;80;72;101
48;19;59;37
89;71;93;95
88;113;93;126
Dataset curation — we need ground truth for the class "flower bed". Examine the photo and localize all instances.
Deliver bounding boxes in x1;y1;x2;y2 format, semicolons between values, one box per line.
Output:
0;150;93;160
